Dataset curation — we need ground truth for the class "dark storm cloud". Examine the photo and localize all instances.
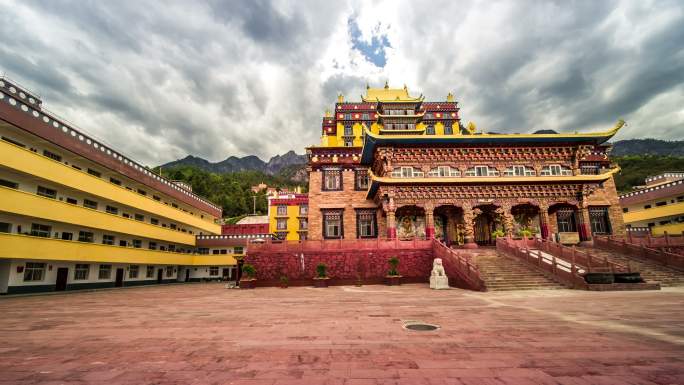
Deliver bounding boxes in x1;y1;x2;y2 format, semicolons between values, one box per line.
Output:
0;0;682;166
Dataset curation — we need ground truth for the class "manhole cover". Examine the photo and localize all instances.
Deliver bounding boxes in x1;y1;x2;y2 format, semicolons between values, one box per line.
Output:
404;323;439;331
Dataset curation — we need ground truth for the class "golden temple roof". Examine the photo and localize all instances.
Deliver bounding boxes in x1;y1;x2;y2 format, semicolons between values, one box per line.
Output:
361;82;424;103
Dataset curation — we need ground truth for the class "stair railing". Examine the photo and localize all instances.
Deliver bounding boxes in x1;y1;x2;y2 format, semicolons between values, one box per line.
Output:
594;235;684;272
432;239;486;291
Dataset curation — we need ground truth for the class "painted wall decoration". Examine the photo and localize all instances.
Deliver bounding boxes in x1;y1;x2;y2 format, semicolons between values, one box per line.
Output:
397;215;426;239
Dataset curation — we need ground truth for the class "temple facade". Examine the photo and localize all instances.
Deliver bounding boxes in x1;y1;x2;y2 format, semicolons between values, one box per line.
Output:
307;83;625;247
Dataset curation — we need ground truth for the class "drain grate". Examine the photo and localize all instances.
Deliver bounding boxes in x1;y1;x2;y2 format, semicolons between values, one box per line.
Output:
403;321;440;331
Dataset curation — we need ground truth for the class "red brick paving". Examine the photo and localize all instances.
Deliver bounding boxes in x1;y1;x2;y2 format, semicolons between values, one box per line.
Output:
0;284;683;384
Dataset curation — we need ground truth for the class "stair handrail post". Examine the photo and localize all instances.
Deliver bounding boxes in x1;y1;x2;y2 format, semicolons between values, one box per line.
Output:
628;231;633;243
646;233;652;247
664;231;670;246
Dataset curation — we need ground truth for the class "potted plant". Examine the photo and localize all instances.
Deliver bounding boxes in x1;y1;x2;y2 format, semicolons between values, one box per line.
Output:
313;262;329;288
240;263;257;289
386;256;402;286
279;275;289;288
491;229;505;239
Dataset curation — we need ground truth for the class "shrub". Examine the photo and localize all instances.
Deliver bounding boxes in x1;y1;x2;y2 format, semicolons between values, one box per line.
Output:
316;263;327;278
279;275;289;285
242;264;256;279
388;256;400;276
491;229;505;239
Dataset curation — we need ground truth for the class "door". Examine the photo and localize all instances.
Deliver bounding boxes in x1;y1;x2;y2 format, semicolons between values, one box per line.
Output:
474;215;493;246
185;269;190;282
157;268;163;283
55;267;68;291
115;268;124;287
222;268;229;280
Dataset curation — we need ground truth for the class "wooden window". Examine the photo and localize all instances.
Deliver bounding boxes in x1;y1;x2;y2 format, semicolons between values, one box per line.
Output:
78;231;94;243
106;205;118;215
87;168;101;178
83;199;98;210
322;209;343;239
299;205;308;216
391;166;423;178
426;125;435;135
98;264;112;280
23;262;46;282
556;209;577;232
276;218;288;230
30;223;51;238
356;209;377;238
74;264;89;280
102;234;115;245
299;218;308;230
355;169;369;190
277;205;288;216
540;164;572;176
149;242;157;250
132;239;142;248
146;266;155;278
209;266;219;276
42;149;62;162
234;246;244;254
37;186;56;199
0;178;18;189
66;197;77;205
589;207;611;235
428;166;460;177
129;265;139;279
465;166;498;177
322;169;342;191
134;214;144;221
504;166;535;177
109;177;122;185
0;222;11;233
166;266;174;277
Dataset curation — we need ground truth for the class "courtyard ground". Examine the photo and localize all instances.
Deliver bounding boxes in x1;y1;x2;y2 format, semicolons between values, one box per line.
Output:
0;284;683;385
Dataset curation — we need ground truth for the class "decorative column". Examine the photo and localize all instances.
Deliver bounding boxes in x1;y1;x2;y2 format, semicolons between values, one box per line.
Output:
501;202;514;238
578;204;593;245
462;202;478;249
539;202;550;240
425;202;435;239
384;197;397;239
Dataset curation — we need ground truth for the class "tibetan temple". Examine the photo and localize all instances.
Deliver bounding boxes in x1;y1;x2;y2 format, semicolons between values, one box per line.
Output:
306;83;625;247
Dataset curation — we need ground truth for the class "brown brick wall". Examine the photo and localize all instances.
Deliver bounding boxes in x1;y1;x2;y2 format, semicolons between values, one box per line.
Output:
586;176;625;237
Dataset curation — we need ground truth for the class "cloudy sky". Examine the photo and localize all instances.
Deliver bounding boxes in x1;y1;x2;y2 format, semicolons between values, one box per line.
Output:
1;0;683;166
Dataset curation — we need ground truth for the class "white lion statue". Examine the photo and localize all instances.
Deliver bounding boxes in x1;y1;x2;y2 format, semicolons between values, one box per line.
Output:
430;258;449;289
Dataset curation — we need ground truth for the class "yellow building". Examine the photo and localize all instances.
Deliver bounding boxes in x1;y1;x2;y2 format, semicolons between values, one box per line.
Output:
0;76;235;294
268;191;308;240
620;172;684;236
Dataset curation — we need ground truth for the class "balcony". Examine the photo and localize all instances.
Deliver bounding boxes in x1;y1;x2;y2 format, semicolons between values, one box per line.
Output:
0;233;237;265
0;186;196;245
623;201;684;224
0;140;220;234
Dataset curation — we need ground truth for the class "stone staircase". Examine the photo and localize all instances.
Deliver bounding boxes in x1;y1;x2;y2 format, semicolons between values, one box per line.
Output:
473;251;566;291
577;247;684;287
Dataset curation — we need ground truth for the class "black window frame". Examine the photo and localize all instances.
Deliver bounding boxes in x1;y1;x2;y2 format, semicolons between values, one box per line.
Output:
322;209;344;239
37;186;57;199
354;169;369;191
322;168;343;191
83;199;98;210
356;209;378;239
0;178;18;189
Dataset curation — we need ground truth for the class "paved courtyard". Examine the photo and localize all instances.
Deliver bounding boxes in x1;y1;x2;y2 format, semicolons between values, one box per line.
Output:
0;284;683;385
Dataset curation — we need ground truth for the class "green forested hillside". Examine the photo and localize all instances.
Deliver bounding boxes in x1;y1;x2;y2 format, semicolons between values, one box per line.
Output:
612;155;684;192
153;165;305;218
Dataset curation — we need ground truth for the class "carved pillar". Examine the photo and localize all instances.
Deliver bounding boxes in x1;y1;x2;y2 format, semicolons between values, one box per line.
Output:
425;202;435;239
462;202;478;249
501;202;514;237
539;201;550;240
384;197;397;239
578;204;593;244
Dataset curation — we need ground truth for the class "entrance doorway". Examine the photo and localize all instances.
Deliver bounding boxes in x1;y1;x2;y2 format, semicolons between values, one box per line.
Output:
222;268;230;280
115;268;124;287
55;267;68;291
434;205;464;246
157;268;163;283
474;205;500;246
185;269;190;282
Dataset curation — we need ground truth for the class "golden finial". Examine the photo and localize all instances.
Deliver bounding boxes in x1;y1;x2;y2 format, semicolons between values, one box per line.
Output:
324;109;331;117
466;121;477;135
446;92;454;102
384;80;389;89
403;84;407;90
337;93;344;103
366;82;370;90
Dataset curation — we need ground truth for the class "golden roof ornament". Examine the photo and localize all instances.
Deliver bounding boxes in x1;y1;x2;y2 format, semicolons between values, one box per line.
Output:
384;80;389;89
446;92;454;102
466;121;477;135
337;93;344;103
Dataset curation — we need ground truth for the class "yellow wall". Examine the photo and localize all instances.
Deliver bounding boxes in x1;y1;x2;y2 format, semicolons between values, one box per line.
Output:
0;233;236;265
0;186;196;245
650;222;684;236
623;201;684;224
0;140;220;234
269;203;306;240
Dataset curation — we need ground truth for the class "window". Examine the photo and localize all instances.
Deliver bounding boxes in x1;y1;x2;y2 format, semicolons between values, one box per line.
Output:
66;197;77;205
299;205;308;216
589;207;611;235
74;264;90;280
72;165;82;170
23;262;45;282
356;209;377;238
137;189;147;196
277;205;288;216
168;245;176;252
276;218;288;230
37;186;57;199
274;231;287;240
166;266;174;277
234;246;244;255
540;164;572;176
299;232;308;240
102;234;115;245
119;240;128;247
344;138;354;147
150;218;159;225
134;214;144;221
323;210;343;239
30;223;51;238
123;213;130;218
43;149;62;162
220;249;227;254
129;265;139;279
209;266;219;276
299;218;308;230
171;203;179;208
580;165;600;175
426;125;435;135
2;136;26;148
132;239;142;248
556;209;577;232
428;166;461;177
0;222;11;233
212;249;220;254
87;168;101;178
106;205;118;215
0;178;18;189
344;113;351;120
465;166;499;177
170;223;177;230
153;195;161;201
109;177;122;186
61;232;73;240
78;231;94;243
622;207;629;213
344;125;353;136
444;122;453;135
149;242;157;250
198;248;209;255
391;166;424;178
323;169;342;191
644;205;652;209
504;165;535;177
355;169;369;190
83;199;98;210
98;264;112;280
655;201;667;207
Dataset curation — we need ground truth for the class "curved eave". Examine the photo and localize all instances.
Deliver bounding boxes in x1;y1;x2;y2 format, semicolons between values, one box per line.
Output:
366;168;620;199
360;120;624;164
361;96;425;103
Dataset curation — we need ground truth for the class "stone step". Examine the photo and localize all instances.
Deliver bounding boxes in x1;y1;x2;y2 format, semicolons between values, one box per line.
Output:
474;254;566;291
